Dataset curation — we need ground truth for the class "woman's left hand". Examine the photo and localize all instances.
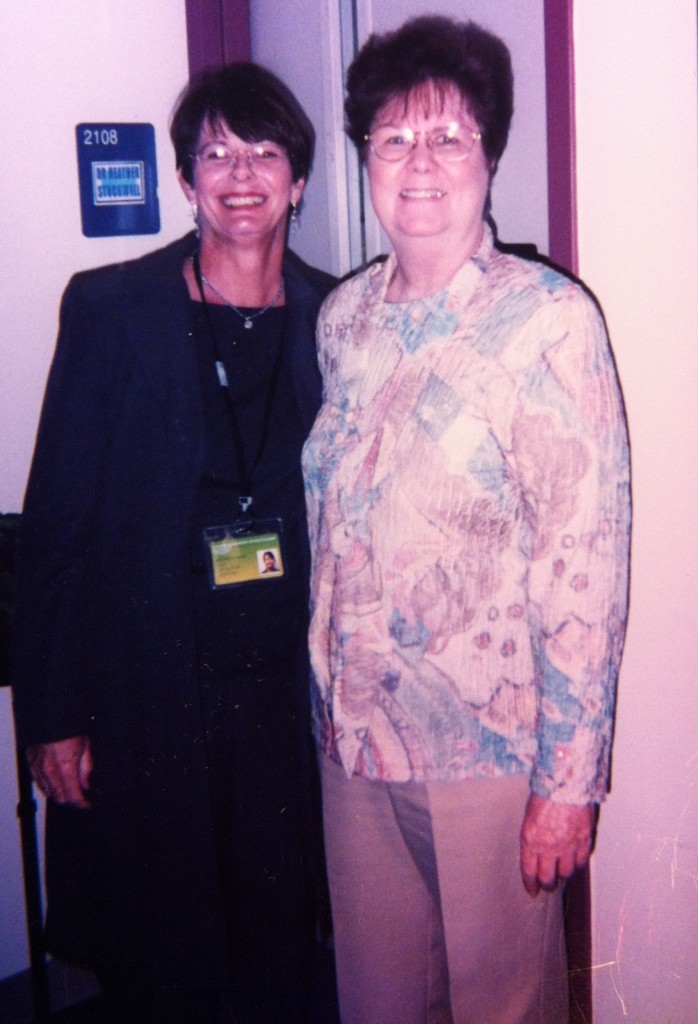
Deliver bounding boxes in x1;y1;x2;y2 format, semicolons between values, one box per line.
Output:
519;794;594;897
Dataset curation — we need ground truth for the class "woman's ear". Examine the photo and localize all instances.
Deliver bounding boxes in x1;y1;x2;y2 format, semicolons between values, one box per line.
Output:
178;168;196;205
178;170;199;236
291;178;306;208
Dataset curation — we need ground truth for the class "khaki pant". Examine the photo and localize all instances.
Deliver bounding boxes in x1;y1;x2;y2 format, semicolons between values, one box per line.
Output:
321;756;569;1024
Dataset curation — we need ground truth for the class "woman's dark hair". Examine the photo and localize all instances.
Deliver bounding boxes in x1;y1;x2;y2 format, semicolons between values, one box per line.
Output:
345;16;514;171
171;61;314;185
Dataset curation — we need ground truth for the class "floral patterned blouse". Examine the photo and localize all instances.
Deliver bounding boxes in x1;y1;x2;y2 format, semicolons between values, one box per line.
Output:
302;226;631;804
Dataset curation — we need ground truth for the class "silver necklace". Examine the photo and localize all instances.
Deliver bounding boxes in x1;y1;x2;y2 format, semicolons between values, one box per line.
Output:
194;258;284;329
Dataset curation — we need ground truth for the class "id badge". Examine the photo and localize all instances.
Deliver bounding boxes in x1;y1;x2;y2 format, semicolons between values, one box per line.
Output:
203;518;285;589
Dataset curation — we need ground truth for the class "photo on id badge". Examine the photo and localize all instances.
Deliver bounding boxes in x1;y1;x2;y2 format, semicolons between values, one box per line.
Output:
203;520;285;588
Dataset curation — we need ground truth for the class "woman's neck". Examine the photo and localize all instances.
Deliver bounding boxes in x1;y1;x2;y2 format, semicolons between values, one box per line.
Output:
385;223;484;302
186;233;286;307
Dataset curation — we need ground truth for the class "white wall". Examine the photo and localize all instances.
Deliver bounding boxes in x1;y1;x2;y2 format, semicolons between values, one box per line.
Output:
251;0;548;276
574;3;698;1022
0;0;191;981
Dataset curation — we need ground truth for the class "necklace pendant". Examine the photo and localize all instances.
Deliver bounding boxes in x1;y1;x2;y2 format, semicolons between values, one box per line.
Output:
244;318;253;329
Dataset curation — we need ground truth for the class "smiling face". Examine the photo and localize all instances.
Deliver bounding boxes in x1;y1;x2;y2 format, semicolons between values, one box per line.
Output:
366;81;492;265
179;118;305;254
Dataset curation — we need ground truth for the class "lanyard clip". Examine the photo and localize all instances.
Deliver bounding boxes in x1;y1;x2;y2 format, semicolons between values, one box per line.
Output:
238;496;253;514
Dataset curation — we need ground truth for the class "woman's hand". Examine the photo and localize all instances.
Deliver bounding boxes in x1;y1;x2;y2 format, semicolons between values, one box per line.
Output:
519;794;593;897
26;736;93;809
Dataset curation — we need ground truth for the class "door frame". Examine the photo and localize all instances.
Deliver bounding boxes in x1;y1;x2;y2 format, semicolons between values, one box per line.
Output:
545;0;577;274
185;0;251;78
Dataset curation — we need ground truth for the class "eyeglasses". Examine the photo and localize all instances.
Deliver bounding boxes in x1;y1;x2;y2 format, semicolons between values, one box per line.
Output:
365;123;482;163
192;141;289;173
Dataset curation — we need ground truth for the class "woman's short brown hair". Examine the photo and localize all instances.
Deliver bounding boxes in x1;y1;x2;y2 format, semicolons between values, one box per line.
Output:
345;16;514;171
171;61;314;186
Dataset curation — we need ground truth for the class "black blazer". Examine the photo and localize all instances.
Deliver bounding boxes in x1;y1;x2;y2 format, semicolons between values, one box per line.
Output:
11;232;336;983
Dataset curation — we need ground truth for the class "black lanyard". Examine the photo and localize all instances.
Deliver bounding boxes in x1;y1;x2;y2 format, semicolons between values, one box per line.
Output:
192;252;286;517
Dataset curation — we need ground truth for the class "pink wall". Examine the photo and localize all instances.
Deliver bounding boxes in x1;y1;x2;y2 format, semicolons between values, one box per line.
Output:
574;4;698;1021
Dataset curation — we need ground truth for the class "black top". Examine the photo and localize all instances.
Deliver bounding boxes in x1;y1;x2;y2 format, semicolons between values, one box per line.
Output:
190;302;308;673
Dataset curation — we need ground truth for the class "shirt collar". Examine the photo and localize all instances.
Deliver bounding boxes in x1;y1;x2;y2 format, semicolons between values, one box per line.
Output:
374;220;494;303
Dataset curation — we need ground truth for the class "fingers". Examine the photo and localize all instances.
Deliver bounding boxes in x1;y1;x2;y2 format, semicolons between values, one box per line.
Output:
521;849;563;897
26;745;49;793
519;796;594;897
26;737;92;809
520;847;541;897
78;740;94;793
575;831;593;869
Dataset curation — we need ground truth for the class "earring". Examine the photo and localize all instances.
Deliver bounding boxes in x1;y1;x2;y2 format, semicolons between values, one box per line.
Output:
191;202;199;236
290;201;300;230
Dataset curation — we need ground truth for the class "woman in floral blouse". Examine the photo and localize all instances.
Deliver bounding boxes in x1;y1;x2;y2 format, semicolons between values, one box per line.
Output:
303;15;631;1024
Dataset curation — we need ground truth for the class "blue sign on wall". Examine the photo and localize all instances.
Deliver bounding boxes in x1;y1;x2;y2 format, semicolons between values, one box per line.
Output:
76;123;160;237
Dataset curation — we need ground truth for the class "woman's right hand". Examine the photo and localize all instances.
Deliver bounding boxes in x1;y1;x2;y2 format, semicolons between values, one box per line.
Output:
26;736;93;809
519;794;593;896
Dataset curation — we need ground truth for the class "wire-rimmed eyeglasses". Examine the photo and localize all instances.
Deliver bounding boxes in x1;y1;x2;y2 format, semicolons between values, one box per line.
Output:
191;141;289;173
365;122;482;163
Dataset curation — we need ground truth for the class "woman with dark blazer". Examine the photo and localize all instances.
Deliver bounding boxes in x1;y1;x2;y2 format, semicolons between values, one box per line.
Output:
12;62;335;1024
